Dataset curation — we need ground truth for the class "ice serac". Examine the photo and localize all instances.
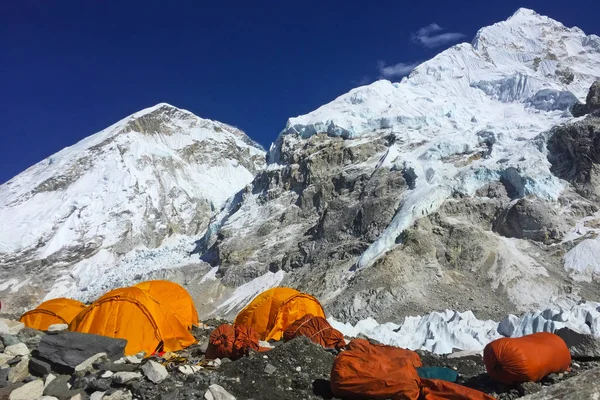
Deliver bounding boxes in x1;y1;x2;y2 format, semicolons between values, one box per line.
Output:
202;9;600;322
0;103;265;310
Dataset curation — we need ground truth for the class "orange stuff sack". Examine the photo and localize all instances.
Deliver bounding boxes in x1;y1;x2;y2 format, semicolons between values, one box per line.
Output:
346;338;422;368
20;298;86;331
330;341;421;400
205;324;261;361
420;378;496;400
483;332;571;384
283;314;346;349
234;287;325;341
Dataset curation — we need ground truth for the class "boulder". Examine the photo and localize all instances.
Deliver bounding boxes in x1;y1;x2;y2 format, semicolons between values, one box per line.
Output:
37;332;126;372
8;358;29;383
4;344;29;357
43;375;77;400
555;327;600;359
0;320;24;336
8;379;44;400
29;357;52;377
520;367;600;399
112;372;142;384
0;336;19;347
204;384;237;400
141;360;168;384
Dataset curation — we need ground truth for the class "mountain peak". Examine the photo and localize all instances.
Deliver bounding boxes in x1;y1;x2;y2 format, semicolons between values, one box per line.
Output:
509;7;539;20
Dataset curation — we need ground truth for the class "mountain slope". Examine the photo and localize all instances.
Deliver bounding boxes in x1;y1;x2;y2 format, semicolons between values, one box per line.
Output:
0;103;265;310
198;9;600;321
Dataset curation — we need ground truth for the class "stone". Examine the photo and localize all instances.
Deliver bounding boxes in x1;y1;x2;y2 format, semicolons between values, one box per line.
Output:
46;325;68;333
112;372;142;384
4;344;30;357
29;357;52;377
90;392;105;400
0;320;24;336
0;354;15;368
141;360;168;384
103;390;133;400
43;375;72;399
40;397;59;400
93;362;138;373
44;374;56;388
177;365;202;375
37;332;126;371
520;367;600;399
124;355;141;364
100;371;113;378
204;384;236;400
74;353;107;373
0;369;8;388
0;335;19;347
207;358;221;368
263;363;276;375
9;379;44;400
69;395;82;400
8;358;29;383
556;327;600;359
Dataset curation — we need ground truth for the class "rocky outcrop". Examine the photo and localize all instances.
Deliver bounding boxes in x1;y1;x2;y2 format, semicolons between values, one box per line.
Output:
520;367;600;399
572;80;600;117
556;327;600;359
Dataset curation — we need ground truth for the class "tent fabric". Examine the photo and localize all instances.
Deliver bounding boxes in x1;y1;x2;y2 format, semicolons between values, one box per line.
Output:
420;378;496;400
205;324;261;361
283;314;346;349
417;367;459;383
234;287;325;341
20;298;86;331
134;280;199;329
483;332;571;384
331;339;492;400
69;287;196;356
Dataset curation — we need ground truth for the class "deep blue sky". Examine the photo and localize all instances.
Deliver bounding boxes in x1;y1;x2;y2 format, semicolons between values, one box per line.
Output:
1;1;599;184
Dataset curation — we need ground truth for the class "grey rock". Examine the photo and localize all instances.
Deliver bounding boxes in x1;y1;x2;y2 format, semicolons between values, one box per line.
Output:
4;344;29;357
263;363;277;375
123;355;141;365
46;325;68;333
29;357;52;377
0;335;19;347
520;367;600;399
141;360;168;384
0;369;8;389
573;81;600;117
0;320;24;336
103;390;133;400
0;354;15;368
8;379;43;400
8;358;29;383
43;375;75;400
556;327;600;359
74;353;107;373
93;362;138;373
37;332;126;371
204;384;237;400
40;397;59;400
112;371;142;384
492;197;564;242
89;392;105;400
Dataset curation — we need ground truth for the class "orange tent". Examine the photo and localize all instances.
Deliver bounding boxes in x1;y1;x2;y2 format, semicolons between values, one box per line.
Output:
134;280;199;329
69;287;196;356
484;332;571;384
234;287;325;341
20;298;86;331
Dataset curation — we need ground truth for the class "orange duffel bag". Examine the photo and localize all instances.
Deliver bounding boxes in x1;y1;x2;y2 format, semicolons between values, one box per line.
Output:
347;338;423;368
331;342;421;400
206;324;263;361
483;332;571;384
420;378;495;400
283;314;346;350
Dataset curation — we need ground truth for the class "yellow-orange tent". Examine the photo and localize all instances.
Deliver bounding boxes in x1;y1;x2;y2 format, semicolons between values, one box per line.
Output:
20;298;86;331
69;287;196;356
234;287;325;341
134;280;199;329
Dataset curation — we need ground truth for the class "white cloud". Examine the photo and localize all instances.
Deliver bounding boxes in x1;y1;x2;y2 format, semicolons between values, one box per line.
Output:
411;23;465;48
377;60;420;79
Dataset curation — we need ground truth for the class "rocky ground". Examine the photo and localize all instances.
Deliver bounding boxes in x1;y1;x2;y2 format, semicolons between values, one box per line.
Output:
2;317;600;400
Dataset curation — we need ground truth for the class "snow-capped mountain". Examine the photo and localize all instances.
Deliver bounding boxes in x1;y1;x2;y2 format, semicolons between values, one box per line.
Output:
197;8;600;322
0;103;265;310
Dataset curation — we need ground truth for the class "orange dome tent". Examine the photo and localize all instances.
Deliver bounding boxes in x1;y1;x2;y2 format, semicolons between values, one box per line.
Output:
134;280;199;329
234;287;325;341
20;298;86;331
69;287;196;356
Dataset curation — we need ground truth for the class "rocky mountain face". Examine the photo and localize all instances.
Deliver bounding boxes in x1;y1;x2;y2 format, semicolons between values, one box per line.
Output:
0;104;265;311
196;9;600;322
